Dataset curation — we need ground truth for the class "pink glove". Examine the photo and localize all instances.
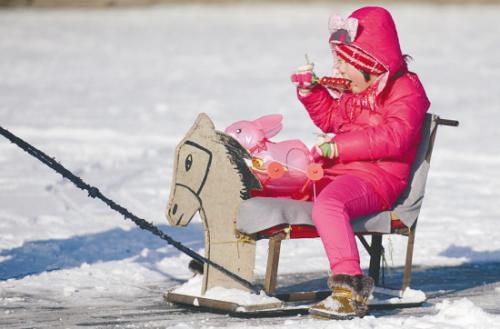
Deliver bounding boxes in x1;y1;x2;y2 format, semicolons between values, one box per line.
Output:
291;71;315;89
291;62;317;89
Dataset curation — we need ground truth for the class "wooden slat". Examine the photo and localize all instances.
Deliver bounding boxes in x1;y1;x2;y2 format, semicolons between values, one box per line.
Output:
402;224;417;290
165;292;283;313
263;233;285;295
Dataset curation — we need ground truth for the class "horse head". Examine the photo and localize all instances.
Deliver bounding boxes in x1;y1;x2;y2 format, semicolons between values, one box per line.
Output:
166;113;216;227
166;113;261;227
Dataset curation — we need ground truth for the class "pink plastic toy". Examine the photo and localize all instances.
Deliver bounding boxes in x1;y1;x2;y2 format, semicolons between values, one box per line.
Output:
225;114;323;200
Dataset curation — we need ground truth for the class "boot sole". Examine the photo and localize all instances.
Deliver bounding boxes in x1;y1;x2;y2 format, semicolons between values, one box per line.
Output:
308;308;356;320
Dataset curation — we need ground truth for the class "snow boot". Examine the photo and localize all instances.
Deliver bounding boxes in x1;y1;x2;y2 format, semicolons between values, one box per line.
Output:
309;274;374;319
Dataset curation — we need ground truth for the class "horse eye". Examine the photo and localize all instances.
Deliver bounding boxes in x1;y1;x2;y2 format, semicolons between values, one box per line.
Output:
185;154;193;172
236;128;242;134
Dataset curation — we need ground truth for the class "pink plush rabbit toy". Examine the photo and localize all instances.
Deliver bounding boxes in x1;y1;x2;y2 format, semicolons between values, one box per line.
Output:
225;114;323;200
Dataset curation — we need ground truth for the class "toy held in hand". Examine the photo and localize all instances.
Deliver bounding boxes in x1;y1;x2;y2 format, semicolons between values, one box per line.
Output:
225;114;323;199
318;76;352;92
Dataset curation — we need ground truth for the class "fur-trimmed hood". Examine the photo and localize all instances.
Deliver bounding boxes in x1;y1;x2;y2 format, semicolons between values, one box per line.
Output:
348;7;405;78
329;7;406;95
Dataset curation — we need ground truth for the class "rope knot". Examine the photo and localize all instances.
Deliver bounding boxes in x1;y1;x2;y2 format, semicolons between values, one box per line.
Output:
88;187;99;198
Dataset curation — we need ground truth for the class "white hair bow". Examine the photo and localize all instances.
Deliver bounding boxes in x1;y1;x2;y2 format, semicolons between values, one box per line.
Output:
328;14;358;45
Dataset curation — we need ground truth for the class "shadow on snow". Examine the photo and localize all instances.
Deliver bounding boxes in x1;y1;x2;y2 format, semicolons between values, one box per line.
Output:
439;244;500;263
0;223;204;280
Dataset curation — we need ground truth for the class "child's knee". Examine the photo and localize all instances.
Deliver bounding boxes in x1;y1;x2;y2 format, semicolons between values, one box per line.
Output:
311;198;349;225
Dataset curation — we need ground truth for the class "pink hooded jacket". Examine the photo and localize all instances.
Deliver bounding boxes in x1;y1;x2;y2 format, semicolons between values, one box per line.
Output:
299;7;430;209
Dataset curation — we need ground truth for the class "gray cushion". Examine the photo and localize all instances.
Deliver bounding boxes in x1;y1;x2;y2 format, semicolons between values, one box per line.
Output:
236;113;437;235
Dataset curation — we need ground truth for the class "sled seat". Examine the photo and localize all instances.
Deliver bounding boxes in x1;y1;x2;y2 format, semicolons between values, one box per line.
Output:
254;219;408;240
236;114;458;295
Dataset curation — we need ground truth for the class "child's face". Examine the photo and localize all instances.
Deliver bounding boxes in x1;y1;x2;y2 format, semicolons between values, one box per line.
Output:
336;57;375;94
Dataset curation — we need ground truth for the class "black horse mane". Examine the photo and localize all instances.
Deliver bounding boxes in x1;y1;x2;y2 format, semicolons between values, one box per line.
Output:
215;131;262;199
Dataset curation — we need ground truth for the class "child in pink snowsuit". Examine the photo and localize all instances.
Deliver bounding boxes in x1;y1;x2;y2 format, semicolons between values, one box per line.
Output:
291;6;430;318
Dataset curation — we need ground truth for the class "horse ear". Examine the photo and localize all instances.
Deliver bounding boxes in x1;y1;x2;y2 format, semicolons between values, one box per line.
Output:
253;114;283;139
184;112;216;141
194;112;216;130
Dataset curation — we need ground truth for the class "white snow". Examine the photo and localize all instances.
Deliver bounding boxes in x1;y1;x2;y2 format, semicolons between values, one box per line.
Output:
1;2;500;328
387;287;427;305
369;287;427;306
172;275;282;306
399;288;426;302
166;299;500;329
172;274;205;296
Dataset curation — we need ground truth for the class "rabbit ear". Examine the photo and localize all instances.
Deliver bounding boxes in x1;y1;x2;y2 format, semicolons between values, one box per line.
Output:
253;114;283;139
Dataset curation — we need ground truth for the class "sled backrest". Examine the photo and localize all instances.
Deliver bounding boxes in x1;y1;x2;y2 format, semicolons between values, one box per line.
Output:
390;112;437;227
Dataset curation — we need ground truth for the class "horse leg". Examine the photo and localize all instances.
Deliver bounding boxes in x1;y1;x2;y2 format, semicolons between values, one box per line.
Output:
202;235;256;294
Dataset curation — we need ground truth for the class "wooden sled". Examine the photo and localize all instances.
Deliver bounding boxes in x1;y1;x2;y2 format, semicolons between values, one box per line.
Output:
164;286;427;317
164;112;458;315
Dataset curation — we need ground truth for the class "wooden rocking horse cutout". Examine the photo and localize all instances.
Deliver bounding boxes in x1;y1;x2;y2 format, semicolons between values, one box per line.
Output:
165;112;262;294
164;112;458;315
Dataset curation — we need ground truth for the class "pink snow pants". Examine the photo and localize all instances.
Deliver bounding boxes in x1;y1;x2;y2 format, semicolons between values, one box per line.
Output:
312;175;383;276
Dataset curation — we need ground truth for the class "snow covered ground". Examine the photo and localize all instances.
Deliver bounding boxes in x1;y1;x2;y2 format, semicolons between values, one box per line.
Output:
0;3;500;328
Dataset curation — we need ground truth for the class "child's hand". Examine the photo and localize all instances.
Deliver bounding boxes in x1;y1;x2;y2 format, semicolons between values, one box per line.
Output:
291;70;315;89
311;134;338;161
291;62;317;92
314;142;338;160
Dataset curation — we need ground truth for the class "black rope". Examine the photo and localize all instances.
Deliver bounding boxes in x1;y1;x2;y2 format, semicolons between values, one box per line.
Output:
0;125;261;294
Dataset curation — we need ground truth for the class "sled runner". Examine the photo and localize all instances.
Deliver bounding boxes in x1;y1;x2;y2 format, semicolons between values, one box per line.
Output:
164;113;457;316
